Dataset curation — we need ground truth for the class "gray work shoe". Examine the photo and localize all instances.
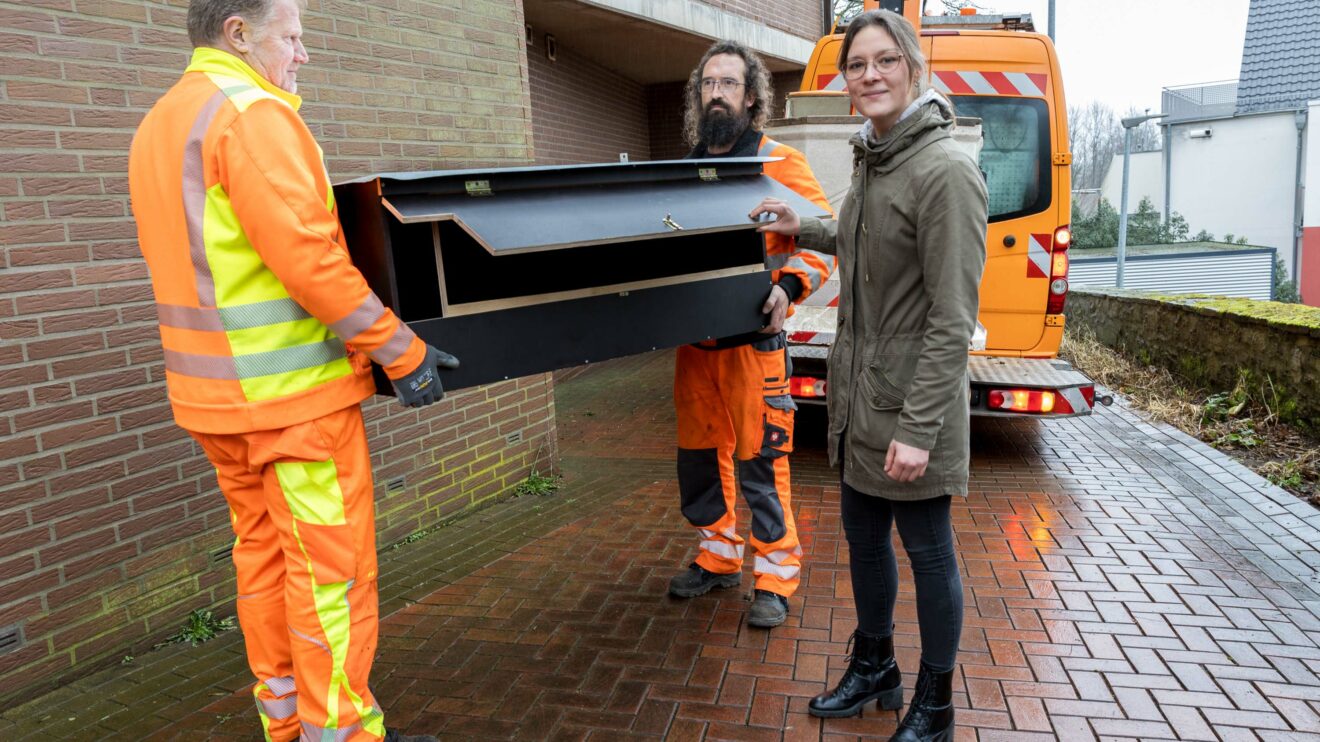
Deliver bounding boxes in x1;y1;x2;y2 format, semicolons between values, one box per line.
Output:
384;729;438;742
747;589;789;628
668;563;741;598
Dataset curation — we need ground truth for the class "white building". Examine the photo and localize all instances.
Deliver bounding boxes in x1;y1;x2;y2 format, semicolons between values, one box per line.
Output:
1100;0;1320;305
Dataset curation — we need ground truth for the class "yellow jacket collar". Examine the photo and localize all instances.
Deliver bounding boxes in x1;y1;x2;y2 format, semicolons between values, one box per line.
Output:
186;47;302;111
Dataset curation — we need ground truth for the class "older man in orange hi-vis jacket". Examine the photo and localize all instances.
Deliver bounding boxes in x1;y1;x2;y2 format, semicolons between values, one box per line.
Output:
128;2;455;740
667;40;835;629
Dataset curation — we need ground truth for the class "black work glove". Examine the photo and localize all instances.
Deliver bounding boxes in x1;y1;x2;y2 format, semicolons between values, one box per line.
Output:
392;344;460;408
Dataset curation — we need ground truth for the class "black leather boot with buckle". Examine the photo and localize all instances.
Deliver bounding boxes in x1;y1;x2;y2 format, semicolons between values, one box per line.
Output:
807;630;903;718
889;662;955;742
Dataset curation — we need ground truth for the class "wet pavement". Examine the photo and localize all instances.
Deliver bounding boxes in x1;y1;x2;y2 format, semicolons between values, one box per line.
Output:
4;350;1320;740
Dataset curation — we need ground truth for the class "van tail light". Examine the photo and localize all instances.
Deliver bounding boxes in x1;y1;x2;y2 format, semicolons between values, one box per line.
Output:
790;376;827;398
987;388;1064;414
1047;224;1070;315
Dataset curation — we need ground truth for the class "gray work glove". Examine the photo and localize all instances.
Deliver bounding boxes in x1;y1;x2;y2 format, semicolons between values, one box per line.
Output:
392;344;460;408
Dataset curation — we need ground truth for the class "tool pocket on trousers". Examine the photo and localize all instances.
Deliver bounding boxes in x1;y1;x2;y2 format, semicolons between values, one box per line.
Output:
761;394;796;458
295;521;357;585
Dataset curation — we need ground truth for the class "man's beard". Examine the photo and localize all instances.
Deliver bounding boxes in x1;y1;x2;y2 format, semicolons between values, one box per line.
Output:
699;102;751;149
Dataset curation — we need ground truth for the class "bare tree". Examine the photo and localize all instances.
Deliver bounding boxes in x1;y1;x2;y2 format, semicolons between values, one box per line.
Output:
1068;101;1122;190
1122;106;1163;153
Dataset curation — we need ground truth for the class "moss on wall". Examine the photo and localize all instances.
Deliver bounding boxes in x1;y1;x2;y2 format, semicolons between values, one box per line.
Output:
1068;290;1319;430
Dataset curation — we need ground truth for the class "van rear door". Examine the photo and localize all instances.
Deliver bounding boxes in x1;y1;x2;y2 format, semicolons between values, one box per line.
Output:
928;33;1059;353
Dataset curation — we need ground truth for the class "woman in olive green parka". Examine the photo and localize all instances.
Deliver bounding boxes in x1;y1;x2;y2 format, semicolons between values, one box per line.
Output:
751;9;987;742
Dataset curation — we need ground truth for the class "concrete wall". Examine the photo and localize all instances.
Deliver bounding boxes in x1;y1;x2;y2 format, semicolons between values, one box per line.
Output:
1099;149;1164;213
0;0;554;706
1068;290;1320;429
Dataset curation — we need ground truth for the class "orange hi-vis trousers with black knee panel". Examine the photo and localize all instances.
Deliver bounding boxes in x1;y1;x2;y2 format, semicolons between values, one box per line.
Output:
191;405;385;742
674;332;802;597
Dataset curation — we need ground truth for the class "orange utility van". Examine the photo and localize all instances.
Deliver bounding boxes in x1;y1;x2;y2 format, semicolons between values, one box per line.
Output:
775;0;1100;417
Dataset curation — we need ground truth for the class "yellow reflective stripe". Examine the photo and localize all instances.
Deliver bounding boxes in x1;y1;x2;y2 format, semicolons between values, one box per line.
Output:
276;460;347;525
202;71;288;113
203;183;289;308
239;353;351;402
310;579;350;732
227;317;334;356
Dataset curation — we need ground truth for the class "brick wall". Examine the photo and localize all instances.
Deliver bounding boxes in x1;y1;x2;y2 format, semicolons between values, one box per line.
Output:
0;0;552;706
700;0;825;40
528;39;651;165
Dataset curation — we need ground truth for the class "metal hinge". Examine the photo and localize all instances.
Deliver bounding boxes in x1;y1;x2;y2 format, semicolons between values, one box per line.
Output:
1052;152;1072;165
465;179;492;196
698;167;719;182
663;213;684;231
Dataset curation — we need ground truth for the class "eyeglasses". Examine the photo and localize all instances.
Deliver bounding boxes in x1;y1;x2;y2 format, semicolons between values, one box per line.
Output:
700;77;746;93
841;52;905;80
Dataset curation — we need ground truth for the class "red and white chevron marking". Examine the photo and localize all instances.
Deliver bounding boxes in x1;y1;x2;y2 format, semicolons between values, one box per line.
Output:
1027;232;1051;278
816;70;1047;98
932;70;1047;98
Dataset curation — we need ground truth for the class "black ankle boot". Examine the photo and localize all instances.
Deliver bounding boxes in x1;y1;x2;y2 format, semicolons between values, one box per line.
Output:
889;662;955;742
807;630;903;718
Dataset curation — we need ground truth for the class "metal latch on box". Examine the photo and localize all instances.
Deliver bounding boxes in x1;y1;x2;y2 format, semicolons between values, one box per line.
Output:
465;179;492;197
663;213;684;231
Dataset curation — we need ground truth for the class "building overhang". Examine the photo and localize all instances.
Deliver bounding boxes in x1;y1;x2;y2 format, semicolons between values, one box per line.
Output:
522;0;817;85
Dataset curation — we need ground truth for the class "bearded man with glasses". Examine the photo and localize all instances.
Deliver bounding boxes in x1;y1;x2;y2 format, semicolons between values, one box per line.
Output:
666;40;835;629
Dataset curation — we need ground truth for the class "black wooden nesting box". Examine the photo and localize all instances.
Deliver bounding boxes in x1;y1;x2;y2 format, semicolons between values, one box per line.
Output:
334;157;829;392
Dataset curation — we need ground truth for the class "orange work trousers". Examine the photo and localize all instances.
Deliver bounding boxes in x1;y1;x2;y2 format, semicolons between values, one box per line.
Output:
191;405;385;742
674;332;803;597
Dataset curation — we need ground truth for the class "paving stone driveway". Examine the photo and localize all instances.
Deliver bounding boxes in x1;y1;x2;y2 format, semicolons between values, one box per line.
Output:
5;350;1320;740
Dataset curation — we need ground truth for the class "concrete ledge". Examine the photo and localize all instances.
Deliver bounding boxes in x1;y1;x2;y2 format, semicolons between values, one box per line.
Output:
1068;289;1320;428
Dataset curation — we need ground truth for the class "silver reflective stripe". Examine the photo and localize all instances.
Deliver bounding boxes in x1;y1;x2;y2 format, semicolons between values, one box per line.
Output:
328;294;385;341
290;625;332;656
372;322;416;367
257;693;298;720
266;674;297;696
218;297;313;330
232;338;346;379
700;539;743;560
784;253;828;292
754;555;800;580
183;91;227;307
758;137;779;157
327;294;418;366
762;546;801;564
766;253;789;270
157;303;224;331
302;721;360;742
164;348;240;379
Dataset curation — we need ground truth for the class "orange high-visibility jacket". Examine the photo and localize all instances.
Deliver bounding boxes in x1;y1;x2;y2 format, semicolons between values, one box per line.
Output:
759;134;834;305
129;48;424;434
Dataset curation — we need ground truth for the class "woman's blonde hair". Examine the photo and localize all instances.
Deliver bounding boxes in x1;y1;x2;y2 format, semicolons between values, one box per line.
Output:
836;9;928;99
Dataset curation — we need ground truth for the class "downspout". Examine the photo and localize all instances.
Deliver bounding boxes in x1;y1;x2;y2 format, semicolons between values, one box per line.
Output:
1293;108;1307;286
1162;122;1172;221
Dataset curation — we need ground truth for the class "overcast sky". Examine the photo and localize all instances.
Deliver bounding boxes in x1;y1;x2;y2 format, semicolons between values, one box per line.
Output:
954;0;1251;114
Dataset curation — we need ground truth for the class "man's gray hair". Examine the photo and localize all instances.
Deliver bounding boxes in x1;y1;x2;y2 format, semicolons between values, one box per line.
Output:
187;0;276;47
681;40;774;148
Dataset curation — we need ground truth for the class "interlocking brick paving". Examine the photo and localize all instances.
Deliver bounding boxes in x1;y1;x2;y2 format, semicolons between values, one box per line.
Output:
4;350;1320;740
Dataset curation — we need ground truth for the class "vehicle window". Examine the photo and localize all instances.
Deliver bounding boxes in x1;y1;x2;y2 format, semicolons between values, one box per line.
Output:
950;96;1051;222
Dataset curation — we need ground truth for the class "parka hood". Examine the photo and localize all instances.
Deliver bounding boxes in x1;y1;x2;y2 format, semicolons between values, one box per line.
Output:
851;89;955;170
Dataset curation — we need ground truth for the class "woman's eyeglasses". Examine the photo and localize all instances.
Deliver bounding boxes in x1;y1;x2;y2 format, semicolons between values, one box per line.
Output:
842;52;905;81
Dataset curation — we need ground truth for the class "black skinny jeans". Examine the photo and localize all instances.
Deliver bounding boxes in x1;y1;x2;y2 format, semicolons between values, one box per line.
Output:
841;476;963;672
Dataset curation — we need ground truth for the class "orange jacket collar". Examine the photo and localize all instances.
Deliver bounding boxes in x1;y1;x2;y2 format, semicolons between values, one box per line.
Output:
185;47;303;111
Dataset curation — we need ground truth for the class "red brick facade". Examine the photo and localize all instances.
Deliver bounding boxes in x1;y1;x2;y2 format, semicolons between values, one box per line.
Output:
0;0;823;707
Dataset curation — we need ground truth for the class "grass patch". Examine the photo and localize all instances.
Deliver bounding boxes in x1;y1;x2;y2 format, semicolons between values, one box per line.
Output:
1062;327;1318;507
157;608;237;648
513;470;561;498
